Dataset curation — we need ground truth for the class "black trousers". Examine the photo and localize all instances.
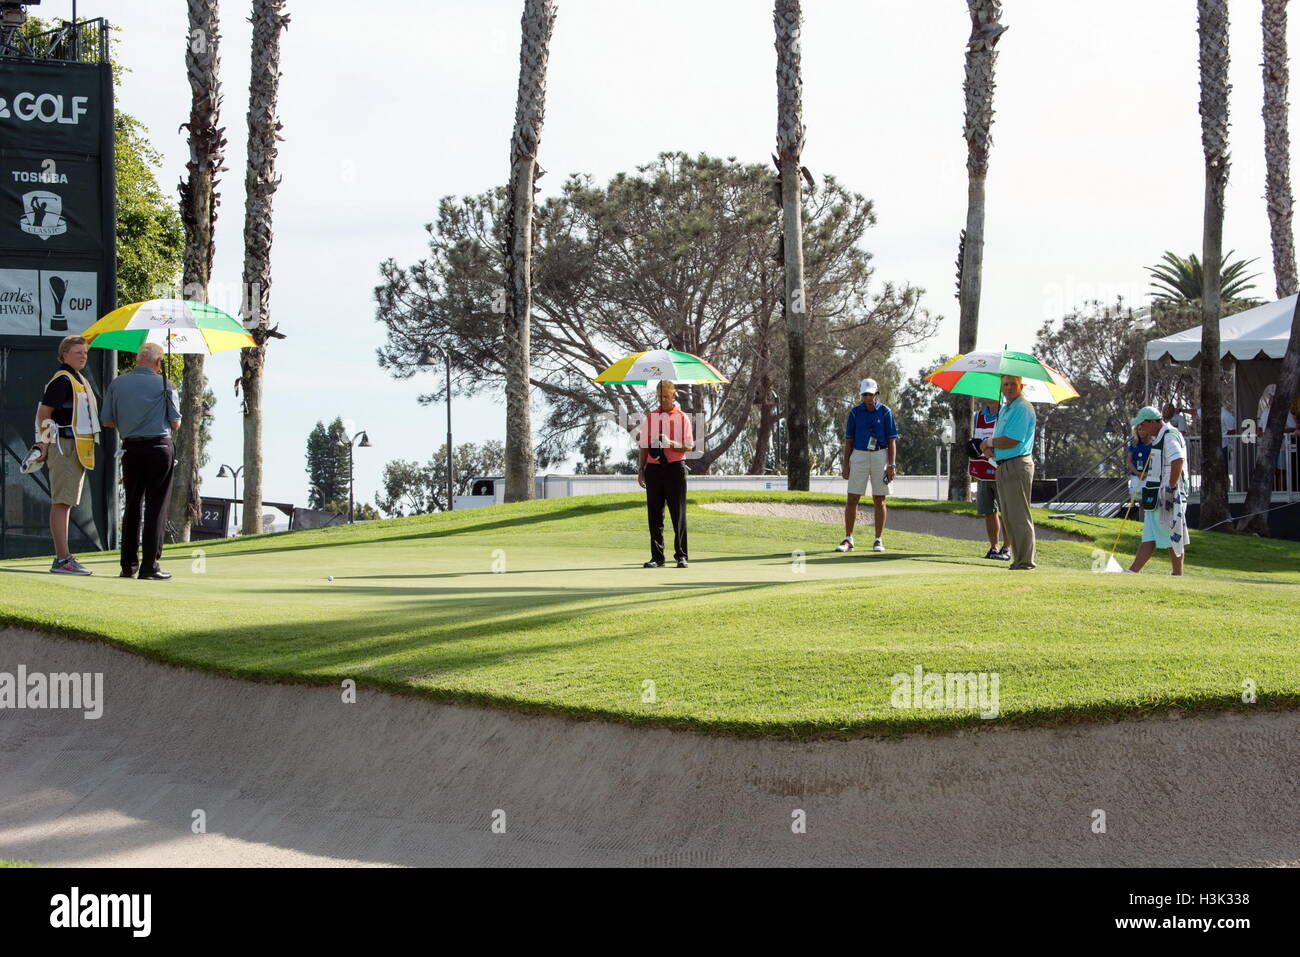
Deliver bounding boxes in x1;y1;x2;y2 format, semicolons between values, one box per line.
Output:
121;435;175;574
645;460;688;563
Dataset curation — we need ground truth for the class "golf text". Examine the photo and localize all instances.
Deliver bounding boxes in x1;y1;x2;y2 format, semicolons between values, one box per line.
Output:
890;665;1000;719
0;666;103;719
49;888;151;938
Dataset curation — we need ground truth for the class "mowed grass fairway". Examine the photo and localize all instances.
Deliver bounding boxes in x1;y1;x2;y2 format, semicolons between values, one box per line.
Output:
2;491;1298;736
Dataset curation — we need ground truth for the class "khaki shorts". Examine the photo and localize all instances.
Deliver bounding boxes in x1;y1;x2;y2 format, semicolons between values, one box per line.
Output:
46;436;87;506
847;448;891;497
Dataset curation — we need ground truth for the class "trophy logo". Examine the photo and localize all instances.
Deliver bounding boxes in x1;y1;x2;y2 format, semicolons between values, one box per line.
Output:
47;275;67;331
19;190;67;240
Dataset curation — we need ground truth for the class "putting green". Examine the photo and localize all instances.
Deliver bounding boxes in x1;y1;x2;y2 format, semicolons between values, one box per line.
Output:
1;491;1297;736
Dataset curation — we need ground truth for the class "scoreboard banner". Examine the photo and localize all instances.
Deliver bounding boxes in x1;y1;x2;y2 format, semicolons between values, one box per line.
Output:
0;61;102;155
0;41;117;560
0;57;114;341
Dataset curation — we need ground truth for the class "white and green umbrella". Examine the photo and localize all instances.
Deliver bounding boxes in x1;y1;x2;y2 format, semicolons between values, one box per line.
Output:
82;299;255;355
593;349;729;385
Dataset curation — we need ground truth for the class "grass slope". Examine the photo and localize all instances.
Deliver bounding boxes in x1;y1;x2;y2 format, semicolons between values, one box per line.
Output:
1;491;1297;737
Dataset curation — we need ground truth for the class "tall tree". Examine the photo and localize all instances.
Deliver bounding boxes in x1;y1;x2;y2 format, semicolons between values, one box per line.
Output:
374;155;935;474
1242;0;1300;534
773;0;810;490
949;0;1008;501
236;0;290;535
305;418;350;509
1197;0;1232;529
502;0;556;502
1262;0;1298;299
170;0;226;542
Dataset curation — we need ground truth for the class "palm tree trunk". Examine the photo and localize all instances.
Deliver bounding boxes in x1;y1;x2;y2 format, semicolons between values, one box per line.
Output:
1198;0;1232;529
237;0;289;534
170;0;225;542
502;0;556;503
950;0;1006;501
1262;0;1297;300
774;0;809;491
1241;0;1300;535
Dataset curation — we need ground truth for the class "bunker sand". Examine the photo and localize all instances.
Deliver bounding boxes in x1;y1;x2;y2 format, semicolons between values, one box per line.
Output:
1;628;1294;867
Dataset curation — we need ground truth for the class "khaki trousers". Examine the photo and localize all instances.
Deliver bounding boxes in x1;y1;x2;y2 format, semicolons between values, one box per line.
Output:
995;455;1036;569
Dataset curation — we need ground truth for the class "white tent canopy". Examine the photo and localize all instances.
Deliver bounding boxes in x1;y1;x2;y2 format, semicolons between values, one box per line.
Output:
1144;294;1298;361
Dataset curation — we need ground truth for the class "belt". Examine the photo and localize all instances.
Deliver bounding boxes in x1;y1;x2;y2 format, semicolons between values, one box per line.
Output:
995;453;1030;462
123;434;171;444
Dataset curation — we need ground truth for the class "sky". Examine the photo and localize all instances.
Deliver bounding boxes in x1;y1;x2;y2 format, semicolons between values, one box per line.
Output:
75;0;1300;512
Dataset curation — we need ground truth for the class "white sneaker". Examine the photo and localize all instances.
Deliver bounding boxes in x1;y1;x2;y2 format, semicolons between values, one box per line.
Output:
835;536;854;552
872;538;884;552
1123;568;1136;574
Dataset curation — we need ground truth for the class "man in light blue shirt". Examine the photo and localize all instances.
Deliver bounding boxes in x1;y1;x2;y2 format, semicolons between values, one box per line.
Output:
980;375;1037;569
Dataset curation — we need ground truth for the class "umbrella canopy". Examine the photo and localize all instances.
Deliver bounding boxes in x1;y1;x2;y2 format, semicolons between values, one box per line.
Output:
593;349;729;385
925;350;1079;404
83;299;255;355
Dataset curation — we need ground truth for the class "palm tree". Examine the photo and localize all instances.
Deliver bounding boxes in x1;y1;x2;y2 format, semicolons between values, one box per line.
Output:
236;0;290;534
1146;250;1259;302
1262;0;1297;299
950;0;1007;500
1197;0;1232;529
774;0;809;490
1242;0;1300;535
170;0;226;542
502;0;556;503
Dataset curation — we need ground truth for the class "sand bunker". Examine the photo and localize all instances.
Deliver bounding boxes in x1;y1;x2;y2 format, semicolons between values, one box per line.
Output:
700;500;1086;542
1;628;1294;867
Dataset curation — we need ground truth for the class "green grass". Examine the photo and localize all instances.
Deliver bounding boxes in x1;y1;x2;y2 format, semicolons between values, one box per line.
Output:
2;490;1297;737
0;860;37;867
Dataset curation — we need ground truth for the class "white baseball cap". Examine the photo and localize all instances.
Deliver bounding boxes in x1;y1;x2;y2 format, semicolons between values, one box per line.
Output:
859;377;879;395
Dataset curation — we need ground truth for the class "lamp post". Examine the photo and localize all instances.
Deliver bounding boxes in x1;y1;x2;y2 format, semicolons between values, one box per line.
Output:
336;428;371;523
216;464;244;531
421;346;454;511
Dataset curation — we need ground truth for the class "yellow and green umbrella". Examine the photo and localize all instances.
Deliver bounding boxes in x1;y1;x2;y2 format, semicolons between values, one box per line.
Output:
83;299;255;355
925;350;1078;404
593;349;728;385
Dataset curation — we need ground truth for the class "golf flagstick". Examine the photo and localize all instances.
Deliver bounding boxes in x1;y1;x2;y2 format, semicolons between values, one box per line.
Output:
1103;449;1154;572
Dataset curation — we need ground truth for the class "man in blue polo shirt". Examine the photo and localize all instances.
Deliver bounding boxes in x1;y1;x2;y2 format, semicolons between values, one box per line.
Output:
837;377;898;553
980;374;1036;569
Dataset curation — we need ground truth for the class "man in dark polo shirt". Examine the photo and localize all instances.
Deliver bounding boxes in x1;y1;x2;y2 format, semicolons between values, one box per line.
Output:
101;342;181;580
33;335;100;575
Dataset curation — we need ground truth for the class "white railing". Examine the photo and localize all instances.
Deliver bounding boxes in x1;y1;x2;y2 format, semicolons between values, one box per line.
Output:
439;474;954;508
1182;433;1298;501
537;473;950;500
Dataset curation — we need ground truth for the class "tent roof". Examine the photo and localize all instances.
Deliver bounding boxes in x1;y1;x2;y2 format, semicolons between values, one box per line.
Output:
1144;294;1297;361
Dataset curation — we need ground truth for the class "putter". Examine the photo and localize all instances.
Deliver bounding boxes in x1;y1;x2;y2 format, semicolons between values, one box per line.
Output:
1102;453;1153;572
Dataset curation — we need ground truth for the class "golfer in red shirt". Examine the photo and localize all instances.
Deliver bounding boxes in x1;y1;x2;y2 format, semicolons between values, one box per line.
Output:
638;381;694;568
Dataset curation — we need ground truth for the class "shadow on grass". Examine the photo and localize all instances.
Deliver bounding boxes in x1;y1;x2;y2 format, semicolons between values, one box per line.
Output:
192;498;646;560
3;577;778;684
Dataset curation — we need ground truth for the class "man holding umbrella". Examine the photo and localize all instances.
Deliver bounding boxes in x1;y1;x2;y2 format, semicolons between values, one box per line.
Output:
84;298;255;578
638;380;694;568
981;375;1037;570
101;342;181;580
592;348;724;569
926;351;1077;571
